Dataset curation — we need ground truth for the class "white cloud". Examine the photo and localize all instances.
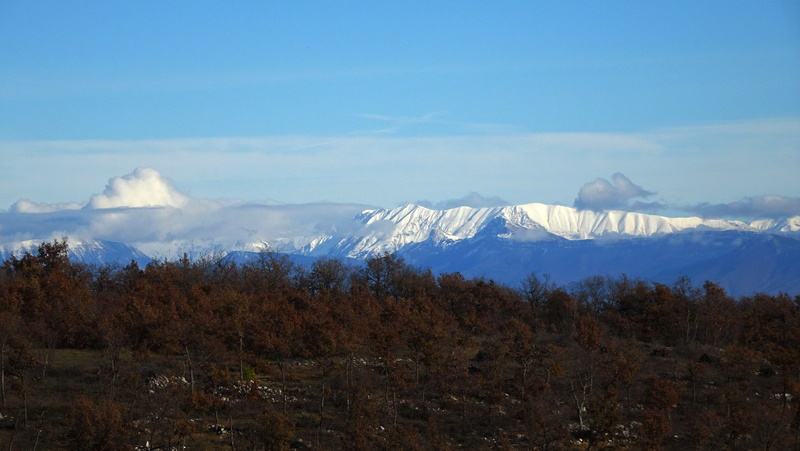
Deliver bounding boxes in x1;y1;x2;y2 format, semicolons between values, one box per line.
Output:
86;167;191;209
9;199;84;213
574;173;657;211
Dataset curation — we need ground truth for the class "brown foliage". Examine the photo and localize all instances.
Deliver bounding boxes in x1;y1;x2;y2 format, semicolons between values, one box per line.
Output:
65;397;124;451
0;241;799;450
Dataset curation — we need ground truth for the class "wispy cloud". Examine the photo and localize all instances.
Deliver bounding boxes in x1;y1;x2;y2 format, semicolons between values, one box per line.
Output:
1;117;797;212
357;112;443;125
687;195;800;220
416;192;510;210
354;112;524;136
9;200;84;214
355;111;450;135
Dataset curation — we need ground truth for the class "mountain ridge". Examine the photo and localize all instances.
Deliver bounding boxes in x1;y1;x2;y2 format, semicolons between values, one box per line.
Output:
334;202;771;258
2;202;798;297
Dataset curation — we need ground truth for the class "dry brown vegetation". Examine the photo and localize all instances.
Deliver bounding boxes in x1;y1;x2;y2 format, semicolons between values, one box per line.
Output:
1;239;799;450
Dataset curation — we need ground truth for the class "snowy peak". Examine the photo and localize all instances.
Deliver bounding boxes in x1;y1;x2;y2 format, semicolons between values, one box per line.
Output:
750;216;800;233
348;202;755;257
502;203;752;240
358;204;504;244
0;238;151;266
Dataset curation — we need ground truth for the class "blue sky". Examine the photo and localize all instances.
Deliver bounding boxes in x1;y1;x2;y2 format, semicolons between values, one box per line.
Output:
1;1;799;217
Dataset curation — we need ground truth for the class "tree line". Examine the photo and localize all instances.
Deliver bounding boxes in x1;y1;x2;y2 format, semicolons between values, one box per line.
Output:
0;239;799;450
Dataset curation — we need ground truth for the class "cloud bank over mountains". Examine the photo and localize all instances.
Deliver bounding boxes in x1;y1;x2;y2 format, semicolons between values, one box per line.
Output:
688;195;800;220
1;167;799;260
574;173;800;221
1;168;373;256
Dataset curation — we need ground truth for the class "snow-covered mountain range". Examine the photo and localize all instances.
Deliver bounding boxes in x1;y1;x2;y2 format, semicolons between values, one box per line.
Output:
0;238;151;267
332;203;798;257
2;202;799;297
